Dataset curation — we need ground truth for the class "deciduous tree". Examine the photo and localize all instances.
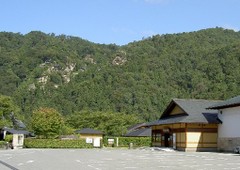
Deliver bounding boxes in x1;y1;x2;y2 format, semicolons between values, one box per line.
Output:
31;107;64;138
0;95;20;128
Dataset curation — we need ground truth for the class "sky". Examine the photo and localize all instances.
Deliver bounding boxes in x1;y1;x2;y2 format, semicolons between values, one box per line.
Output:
1;0;240;45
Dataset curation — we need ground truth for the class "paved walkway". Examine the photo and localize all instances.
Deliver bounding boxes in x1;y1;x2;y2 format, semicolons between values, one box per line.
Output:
0;148;240;170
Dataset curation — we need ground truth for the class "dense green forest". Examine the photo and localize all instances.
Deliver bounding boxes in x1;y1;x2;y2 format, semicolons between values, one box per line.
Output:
1;27;240;124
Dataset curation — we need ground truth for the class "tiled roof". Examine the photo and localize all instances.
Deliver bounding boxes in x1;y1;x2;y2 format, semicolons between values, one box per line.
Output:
127;123;148;131
148;99;221;126
208;95;240;109
75;128;103;135
2;127;31;135
124;127;152;137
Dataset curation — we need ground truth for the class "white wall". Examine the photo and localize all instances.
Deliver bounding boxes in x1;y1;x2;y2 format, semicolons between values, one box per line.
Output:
218;106;240;138
12;134;24;149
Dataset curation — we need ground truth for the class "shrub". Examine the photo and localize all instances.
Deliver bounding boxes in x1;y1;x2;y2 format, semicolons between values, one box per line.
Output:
103;136;151;147
24;138;94;148
4;134;13;142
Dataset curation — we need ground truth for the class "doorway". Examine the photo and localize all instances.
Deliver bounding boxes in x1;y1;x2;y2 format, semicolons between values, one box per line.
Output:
164;133;170;147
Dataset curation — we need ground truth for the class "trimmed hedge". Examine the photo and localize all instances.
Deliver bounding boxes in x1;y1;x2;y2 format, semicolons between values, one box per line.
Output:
103;137;151;147
24;137;151;148
24;139;94;148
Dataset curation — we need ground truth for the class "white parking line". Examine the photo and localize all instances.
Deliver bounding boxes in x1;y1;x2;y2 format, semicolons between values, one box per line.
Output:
17;163;23;166
124;167;137;169
26;160;34;163
87;164;102;170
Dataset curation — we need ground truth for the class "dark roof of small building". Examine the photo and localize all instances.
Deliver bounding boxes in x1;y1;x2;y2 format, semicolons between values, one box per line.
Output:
124;127;152;137
75;128;103;135
147;99;221;126
127;123;149;132
208;95;240;109
2;127;31;135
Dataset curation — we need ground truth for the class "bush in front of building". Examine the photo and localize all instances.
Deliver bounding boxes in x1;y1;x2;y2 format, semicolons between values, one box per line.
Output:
0;141;8;149
4;134;13;142
24;138;94;148
103;136;151;147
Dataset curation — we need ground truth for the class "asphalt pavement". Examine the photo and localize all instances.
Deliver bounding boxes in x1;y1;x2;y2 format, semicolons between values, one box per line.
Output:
0;148;240;170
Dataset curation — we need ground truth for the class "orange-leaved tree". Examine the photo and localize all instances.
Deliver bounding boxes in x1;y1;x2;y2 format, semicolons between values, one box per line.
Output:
31;107;64;138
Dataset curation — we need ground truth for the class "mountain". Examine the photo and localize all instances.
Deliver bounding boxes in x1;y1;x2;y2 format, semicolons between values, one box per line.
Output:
1;27;240;121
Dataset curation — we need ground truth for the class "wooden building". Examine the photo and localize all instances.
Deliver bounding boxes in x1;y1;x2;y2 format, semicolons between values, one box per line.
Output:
149;99;221;152
75;128;103;147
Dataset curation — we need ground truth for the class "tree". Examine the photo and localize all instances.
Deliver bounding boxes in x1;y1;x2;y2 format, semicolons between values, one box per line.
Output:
66;111;143;136
31;107;64;138
0;95;20;128
1;28;240;122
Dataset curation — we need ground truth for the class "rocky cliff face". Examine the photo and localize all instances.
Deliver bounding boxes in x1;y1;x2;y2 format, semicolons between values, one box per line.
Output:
112;51;127;65
112;56;127;65
37;61;76;89
62;63;76;83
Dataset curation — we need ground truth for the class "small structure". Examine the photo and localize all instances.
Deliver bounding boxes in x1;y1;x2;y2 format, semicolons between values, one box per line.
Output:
0;112;31;149
125;127;152;137
125;123;151;137
0;127;31;149
75;128;103;147
208;95;240;152
149;99;221;152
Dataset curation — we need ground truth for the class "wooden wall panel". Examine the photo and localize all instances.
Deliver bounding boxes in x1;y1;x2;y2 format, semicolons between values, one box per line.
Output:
202;133;217;143
169;106;185;116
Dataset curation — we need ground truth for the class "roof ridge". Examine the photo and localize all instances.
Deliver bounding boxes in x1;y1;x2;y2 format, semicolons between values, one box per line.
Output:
208;95;240;109
173;98;222;102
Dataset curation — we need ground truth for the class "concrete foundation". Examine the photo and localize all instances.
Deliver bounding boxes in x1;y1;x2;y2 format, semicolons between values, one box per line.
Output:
178;147;217;152
218;137;240;152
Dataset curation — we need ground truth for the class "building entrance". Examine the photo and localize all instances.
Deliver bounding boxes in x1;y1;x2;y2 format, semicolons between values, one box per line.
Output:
164;133;170;147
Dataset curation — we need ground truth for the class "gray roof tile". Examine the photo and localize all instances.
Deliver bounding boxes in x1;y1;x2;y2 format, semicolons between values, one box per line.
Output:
75;128;103;135
208;95;240;109
124;128;152;137
149;99;221;126
2;127;31;135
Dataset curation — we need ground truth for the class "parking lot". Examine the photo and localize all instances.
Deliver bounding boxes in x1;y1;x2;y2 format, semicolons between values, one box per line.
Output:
0;148;240;170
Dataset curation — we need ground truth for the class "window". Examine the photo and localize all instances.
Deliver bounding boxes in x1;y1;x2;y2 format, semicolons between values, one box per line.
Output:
152;130;161;142
18;135;23;145
156;133;161;142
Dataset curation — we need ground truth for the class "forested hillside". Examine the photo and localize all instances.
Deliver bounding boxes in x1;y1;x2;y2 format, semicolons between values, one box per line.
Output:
1;27;240;122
